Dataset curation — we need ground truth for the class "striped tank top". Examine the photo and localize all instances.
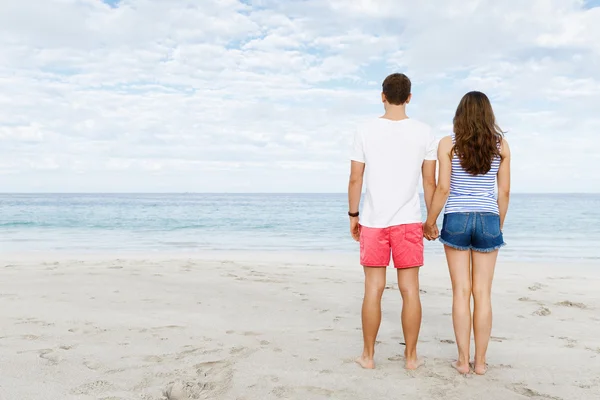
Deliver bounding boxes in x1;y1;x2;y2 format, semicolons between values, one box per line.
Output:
445;135;501;215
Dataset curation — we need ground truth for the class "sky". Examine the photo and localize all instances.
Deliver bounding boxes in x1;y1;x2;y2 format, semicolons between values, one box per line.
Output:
0;0;599;193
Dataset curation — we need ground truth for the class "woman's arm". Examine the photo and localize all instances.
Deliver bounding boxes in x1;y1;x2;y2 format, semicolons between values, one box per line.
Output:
497;138;511;230
424;136;453;239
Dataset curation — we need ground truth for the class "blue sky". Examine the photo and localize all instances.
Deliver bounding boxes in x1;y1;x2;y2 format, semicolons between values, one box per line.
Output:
102;0;120;8
584;0;600;9
0;0;599;193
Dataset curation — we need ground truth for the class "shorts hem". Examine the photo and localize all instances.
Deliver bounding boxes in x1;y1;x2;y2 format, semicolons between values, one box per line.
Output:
394;264;423;269
361;264;388;268
471;243;506;253
439;237;471;251
439;237;506;253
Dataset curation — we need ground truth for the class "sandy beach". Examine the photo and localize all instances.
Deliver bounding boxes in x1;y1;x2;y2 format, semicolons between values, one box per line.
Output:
0;252;598;400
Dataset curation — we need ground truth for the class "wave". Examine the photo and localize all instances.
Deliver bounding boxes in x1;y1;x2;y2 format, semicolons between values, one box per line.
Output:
0;221;39;227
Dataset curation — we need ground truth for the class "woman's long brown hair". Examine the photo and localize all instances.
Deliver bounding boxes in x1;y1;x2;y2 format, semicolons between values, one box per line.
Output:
453;91;504;175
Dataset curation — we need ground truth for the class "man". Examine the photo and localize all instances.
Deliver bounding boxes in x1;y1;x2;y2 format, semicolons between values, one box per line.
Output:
348;73;437;370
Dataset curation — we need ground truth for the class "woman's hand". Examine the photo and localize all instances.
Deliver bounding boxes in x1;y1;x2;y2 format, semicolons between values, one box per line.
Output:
423;221;439;241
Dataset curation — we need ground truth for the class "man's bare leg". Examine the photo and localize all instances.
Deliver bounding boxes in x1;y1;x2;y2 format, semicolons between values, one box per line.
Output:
356;266;386;369
397;266;423;370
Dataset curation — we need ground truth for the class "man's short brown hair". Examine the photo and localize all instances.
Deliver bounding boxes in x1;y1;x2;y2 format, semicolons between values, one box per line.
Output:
382;73;411;105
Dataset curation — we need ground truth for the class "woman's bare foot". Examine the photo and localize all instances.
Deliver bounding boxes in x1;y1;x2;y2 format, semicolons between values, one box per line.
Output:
452;360;470;375
473;362;488;375
405;357;424;370
355;356;375;369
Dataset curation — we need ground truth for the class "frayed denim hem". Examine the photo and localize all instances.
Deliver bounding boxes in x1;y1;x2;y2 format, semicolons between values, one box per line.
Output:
471;242;506;253
438;237;471;251
439;238;506;253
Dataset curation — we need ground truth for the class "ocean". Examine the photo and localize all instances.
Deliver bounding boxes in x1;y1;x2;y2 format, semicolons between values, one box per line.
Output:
1;193;599;261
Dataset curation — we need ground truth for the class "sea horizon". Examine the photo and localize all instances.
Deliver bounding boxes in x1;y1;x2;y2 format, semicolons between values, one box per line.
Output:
1;193;599;261
2;191;600;195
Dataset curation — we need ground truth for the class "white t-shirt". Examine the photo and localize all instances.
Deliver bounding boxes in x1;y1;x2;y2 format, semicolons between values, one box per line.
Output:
350;118;438;228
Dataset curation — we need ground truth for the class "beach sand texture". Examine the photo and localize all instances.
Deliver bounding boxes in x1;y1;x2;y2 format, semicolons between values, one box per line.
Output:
0;253;598;400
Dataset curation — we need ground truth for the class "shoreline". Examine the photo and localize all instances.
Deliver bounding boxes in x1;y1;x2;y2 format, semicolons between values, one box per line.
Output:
2;249;599;267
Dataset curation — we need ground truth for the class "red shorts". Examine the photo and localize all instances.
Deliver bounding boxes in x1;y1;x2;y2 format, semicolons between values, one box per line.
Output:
359;223;424;268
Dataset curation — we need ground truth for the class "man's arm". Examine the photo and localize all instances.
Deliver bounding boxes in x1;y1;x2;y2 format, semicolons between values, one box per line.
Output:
348;161;365;241
422;160;437;213
497;139;511;230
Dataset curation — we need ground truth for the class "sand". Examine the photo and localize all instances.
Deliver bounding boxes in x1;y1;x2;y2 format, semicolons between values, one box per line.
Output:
0;251;599;400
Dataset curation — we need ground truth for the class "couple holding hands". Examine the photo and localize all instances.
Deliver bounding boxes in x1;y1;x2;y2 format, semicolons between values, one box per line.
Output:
347;73;510;375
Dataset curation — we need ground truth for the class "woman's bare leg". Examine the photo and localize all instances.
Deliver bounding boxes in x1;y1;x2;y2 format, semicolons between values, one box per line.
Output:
471;250;498;375
445;245;472;374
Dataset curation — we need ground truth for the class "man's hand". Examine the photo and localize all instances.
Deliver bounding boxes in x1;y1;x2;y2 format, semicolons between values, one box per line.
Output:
350;217;361;242
423;222;439;241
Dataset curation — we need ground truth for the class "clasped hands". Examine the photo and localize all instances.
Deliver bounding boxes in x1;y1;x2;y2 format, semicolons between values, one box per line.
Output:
423;220;439;241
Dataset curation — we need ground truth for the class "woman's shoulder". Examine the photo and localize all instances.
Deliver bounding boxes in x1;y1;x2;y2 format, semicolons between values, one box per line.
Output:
439;135;453;143
439;135;454;148
500;137;510;158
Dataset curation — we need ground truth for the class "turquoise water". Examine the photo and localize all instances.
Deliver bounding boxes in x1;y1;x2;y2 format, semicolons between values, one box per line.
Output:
1;193;599;261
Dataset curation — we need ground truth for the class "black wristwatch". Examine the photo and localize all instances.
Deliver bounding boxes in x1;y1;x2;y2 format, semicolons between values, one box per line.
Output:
348;211;359;218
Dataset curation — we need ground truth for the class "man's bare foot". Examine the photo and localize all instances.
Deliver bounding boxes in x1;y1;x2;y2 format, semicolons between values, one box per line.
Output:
355;356;375;369
451;360;470;375
473;362;488;375
405;357;424;370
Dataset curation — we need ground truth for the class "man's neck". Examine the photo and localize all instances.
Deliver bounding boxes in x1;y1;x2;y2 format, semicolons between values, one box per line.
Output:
381;104;409;121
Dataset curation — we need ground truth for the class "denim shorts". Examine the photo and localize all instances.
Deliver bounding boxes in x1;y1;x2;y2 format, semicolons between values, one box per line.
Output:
440;212;505;253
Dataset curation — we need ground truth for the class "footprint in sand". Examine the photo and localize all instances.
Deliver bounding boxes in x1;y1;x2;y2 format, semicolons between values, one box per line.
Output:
532;307;551;316
164;381;203;400
585;347;600;354
271;385;334;398
164;361;233;400
70;380;115;396
39;349;61;365
491;336;508;342
528;283;546;291
229;346;246;355
512;385;559;399
556;300;587;309
440;339;456;344
84;360;103;370
558;337;577;348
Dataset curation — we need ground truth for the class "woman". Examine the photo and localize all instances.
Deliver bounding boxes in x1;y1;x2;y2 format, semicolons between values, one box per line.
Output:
424;91;511;375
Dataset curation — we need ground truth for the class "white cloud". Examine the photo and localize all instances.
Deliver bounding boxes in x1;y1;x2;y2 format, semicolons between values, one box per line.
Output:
0;0;599;192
